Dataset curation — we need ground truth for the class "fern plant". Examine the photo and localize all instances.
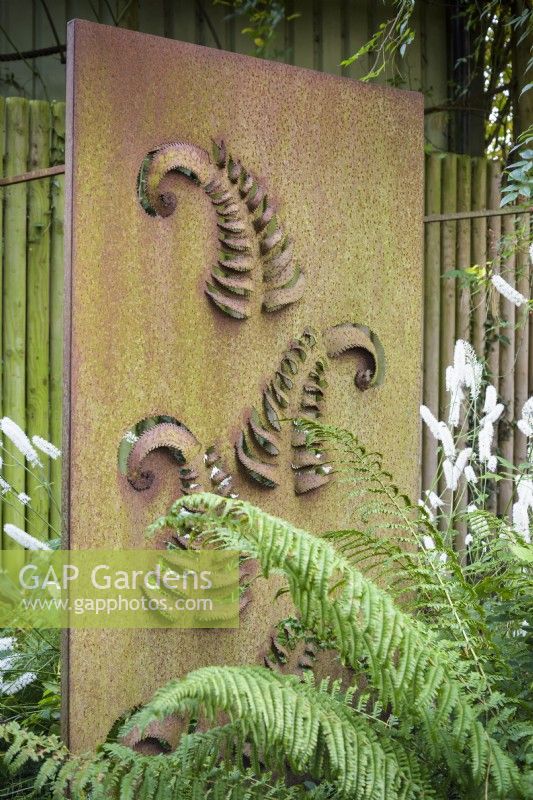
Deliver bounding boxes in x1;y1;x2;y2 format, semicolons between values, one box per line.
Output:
138;491;527;799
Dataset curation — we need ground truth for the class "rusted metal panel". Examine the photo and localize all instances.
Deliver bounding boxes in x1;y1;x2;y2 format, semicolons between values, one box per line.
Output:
64;18;424;750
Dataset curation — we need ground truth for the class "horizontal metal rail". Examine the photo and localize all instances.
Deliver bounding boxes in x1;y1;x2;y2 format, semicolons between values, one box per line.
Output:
0;167;531;224
0;164;65;186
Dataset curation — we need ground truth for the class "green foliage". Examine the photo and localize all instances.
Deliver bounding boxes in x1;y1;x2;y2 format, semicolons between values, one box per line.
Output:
213;0;298;58
502;127;533;206
123;668;432;800
0;630;60;735
146;490;528;798
0;719;333;799
341;0;415;81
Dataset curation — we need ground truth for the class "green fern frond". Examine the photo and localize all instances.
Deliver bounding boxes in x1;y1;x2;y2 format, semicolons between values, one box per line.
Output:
122;665;432;800
148;492;525;797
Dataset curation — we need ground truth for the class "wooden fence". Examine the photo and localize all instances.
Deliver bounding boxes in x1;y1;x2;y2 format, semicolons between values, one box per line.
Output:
0;96;64;550
0;98;531;548
423;153;532;520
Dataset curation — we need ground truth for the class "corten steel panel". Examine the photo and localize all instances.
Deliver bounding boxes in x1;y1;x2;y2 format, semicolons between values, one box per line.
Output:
64;19;424;750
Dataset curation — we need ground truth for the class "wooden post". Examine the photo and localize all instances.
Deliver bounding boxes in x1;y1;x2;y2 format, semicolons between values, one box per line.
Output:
486;162;502;383
471;159;487;358
423;153;442;492
2;98;29;557
438;155;457;509
439;154;457;420
49;101;65;537
454;155;471;548
455;156;472;341
498;213;516;516
26;100;51;540
514;214;530;466
0;98;5;553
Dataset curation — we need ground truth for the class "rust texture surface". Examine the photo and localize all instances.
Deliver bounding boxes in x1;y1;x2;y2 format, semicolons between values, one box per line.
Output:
64;18;424;751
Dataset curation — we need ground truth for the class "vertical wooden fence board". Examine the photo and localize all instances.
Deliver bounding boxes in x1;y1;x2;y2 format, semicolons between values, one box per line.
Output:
321;0;343;76
486;161;502;382
514;215;530;466
454;155;471;545
26;100;51;540
49;102;66;537
0;97;5;549
471;158;487;358
293;0;314;69
422;153;441;492
439;154;457;423
455;156;471;341
498;213;516;516
2;97;29;558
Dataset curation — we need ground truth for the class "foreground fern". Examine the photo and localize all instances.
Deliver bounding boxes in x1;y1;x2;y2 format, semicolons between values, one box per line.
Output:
122;667;432;800
146;492;527;798
0;720;333;799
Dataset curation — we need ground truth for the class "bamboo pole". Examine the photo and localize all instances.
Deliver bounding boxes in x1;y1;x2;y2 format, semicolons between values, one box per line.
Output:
26;100;51;541
455;156;471;341
438;155;458;520
49;101;65;537
486;162;502;383
0;98;5;558
454;155;471;548
2;97;29;559
422;154;442;493
471;159;487;358
514;214;530;466
498;213;516;516
439;154;457;421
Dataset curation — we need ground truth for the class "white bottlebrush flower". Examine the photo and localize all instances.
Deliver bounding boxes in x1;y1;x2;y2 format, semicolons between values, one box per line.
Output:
438;422;456;459
464;532;473;546
0;418;42;467
445;340;483;424
425;490;443;510
16;492;30;506
517;396;533;438
455;447;472;475
0;637;15;652
420;405;441;440
31;435;61;460
483;384;498;414
422;535;435;550
443;458;458;491
517;418;533;437
0;478;10;495
482;403;504;426
479;421;494;463
491;274;528;307
0;656;16;672
3;524;51;551
0;671;37;696
464;465;478;484
486;455;498;473
512;500;531;543
447;384;464;428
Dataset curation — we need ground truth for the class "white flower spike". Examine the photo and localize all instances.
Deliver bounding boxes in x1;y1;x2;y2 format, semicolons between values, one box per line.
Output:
3;524;51;551
491;274;528;308
0;418;42;468
0;672;37;696
31;435;61;460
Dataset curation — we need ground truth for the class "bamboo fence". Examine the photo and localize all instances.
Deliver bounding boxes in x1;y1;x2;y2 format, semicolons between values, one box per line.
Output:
0;96;64;551
0;100;531;548
423;153;532;518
